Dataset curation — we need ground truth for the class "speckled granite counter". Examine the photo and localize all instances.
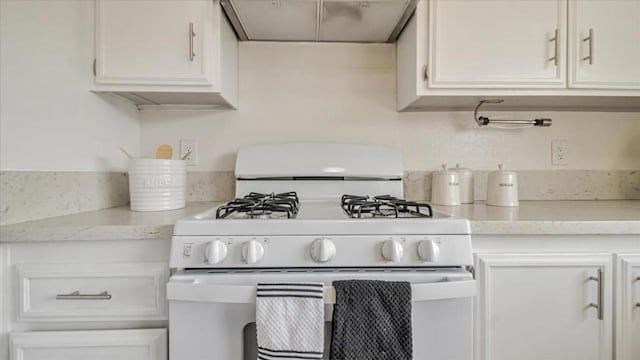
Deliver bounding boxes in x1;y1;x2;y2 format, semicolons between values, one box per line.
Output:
1;201;639;243
435;200;640;235
0;202;221;242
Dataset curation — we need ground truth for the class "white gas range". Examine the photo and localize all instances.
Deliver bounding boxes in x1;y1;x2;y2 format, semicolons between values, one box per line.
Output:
167;143;475;360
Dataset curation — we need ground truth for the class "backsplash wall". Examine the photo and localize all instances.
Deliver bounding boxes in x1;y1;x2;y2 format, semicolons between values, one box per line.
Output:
140;42;640;172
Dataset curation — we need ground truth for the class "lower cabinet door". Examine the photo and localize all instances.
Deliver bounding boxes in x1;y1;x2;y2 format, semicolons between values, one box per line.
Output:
616;254;640;360
475;253;613;360
9;329;167;360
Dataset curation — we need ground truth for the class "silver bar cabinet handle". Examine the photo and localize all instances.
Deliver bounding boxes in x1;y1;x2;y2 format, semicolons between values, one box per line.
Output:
636;276;640;308
582;28;594;64
189;22;196;61
549;29;559;66
56;290;112;300
587;269;604;320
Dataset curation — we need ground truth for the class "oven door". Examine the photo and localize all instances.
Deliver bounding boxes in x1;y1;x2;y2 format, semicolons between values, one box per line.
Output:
167;268;475;360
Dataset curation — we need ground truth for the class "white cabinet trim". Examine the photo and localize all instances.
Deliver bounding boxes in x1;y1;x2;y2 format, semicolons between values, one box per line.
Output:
10;329;167;360
475;253;613;360
615;253;640;360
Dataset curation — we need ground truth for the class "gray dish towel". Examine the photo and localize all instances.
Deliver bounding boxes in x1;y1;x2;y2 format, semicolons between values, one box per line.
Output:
329;280;412;360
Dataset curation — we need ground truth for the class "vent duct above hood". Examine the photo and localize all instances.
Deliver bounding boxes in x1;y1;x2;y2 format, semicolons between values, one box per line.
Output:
220;0;417;43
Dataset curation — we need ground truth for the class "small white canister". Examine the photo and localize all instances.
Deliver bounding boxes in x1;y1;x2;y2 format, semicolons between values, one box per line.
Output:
128;159;187;211
451;164;474;204
431;164;461;206
486;164;519;207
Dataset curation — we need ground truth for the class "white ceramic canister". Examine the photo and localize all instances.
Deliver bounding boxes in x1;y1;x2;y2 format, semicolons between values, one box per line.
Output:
486;164;519;207
128;159;187;211
451;164;474;204
431;164;461;206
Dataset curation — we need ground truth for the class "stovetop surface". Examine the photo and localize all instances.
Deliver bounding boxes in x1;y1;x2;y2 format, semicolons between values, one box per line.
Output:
212;192;441;220
173;192;470;236
200;200;452;221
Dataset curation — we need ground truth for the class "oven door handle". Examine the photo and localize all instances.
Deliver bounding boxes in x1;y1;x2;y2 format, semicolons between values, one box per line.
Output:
167;280;476;304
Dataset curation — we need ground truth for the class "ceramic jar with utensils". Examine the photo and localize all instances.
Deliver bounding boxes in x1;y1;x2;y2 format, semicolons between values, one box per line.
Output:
486;164;519;207
128;159;187;211
431;164;461;206
451;164;474;204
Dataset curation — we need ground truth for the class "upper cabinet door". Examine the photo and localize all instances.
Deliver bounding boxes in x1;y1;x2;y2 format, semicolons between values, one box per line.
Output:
428;0;567;88
95;0;214;86
568;0;640;89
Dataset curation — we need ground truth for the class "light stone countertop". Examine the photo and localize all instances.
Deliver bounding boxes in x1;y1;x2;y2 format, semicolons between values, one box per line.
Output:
434;200;640;235
0;202;221;242
1;201;639;243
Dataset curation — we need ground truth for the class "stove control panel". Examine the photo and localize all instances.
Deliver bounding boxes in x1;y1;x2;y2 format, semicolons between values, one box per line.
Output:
418;239;440;263
204;240;227;264
310;238;336;263
381;240;404;263
170;235;472;268
242;240;265;264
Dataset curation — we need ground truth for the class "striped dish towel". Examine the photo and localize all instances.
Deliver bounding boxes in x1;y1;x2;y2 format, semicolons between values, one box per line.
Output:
256;283;325;360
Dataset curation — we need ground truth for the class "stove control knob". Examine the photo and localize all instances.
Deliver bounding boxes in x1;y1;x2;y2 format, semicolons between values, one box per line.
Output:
242;240;265;264
205;240;228;264
310;238;336;263
381;240;404;263
418;239;440;263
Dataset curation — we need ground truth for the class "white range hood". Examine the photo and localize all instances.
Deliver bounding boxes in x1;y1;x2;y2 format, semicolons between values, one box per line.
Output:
220;0;417;43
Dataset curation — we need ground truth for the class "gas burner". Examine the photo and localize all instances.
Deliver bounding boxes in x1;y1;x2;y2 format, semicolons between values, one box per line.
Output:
216;192;299;219
341;194;433;218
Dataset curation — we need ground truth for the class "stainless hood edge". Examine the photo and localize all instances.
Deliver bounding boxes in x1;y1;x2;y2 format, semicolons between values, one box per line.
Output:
220;0;417;43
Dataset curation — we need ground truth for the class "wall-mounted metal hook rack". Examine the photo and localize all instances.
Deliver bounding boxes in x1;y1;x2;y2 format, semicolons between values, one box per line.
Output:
474;100;552;128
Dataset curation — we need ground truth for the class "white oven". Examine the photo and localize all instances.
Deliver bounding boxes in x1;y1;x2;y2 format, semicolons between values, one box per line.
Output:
168;144;476;360
167;268;475;360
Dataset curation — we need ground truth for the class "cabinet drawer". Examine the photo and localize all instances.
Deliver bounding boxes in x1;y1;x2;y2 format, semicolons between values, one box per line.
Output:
10;329;167;360
16;263;168;322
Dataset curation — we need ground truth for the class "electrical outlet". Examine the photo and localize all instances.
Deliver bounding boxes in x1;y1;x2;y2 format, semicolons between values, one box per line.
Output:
180;139;198;165
551;140;569;166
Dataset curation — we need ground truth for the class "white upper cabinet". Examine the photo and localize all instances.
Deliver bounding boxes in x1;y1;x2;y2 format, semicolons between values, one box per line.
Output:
396;0;640;111
93;0;238;108
568;0;640;89
428;0;566;88
96;0;212;86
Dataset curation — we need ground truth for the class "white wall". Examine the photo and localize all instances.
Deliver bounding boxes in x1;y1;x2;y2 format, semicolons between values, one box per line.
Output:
140;42;640;172
0;0;140;172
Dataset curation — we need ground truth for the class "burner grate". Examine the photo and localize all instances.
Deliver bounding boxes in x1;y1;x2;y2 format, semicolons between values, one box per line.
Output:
216;192;300;219
341;194;433;218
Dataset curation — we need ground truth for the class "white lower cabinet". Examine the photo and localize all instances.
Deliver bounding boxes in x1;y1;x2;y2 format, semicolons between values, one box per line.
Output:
10;329;167;360
615;254;640;360
475;253;613;360
16;262;168;322
0;240;171;360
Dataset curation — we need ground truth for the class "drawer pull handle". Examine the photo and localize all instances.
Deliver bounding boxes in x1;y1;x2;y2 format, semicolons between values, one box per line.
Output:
56;291;112;300
189;22;196;61
587;269;604;320
582;28;594;65
549;28;559;66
